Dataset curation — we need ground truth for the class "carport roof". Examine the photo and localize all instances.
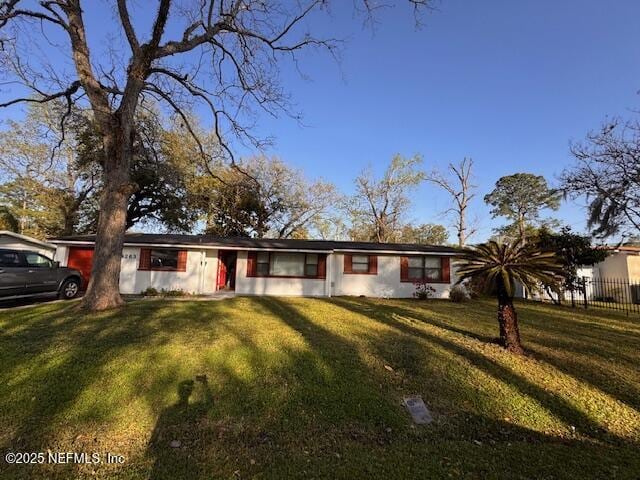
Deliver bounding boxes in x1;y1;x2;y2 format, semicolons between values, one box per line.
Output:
49;233;460;254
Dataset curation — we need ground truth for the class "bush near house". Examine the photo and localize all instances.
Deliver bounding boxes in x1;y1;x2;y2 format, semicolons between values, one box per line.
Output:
1;297;639;479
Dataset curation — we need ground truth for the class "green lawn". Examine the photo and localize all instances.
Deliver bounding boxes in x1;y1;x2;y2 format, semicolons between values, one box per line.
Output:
1;296;639;479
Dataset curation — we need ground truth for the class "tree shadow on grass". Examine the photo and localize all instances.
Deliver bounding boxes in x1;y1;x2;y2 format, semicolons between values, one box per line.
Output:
0;299;251;478
324;296;638;446
357;297;640;414
2;297;639;479
502;302;640;412
142;296;640;479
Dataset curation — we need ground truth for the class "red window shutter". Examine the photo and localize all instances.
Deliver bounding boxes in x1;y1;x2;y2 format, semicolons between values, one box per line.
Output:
139;248;151;270
177;250;188;272
369;255;378;274
441;257;451;283
400;256;409;281
247;251;257;277
317;254;327;278
344;254;353;273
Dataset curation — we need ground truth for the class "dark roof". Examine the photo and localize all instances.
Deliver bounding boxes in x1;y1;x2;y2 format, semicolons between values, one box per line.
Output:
49;233;460;254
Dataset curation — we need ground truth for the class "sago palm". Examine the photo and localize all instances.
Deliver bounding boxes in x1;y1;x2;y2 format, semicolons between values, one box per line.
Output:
455;239;563;354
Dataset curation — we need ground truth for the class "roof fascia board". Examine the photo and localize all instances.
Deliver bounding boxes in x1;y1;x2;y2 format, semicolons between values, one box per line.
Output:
332;248;457;255
49;240;333;253
51;240;458;256
1;230;56;249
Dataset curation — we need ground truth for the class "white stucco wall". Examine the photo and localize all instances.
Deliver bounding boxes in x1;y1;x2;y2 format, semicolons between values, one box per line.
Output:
597;253;630;280
331;253;455;299
0;234;56;257
54;245;69;264
120;247;207;294
234;250;327;296
56;244;218;295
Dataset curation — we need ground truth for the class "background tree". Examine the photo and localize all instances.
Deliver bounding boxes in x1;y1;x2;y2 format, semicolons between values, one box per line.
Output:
192;156;339;239
0;103;98;237
0;205;18;231
78;111;202;233
561;117;640;239
348;154;425;242
456;240;563;354
314;216;349;241
398;223;448;245
0;0;431;311
535;226;609;303
484;173;561;241
425;157;476;246
492;218;562;243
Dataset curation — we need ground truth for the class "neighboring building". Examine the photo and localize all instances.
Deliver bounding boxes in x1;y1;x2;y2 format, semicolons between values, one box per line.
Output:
0;230;56;258
593;246;640;282
525;245;640;304
48;234;459;298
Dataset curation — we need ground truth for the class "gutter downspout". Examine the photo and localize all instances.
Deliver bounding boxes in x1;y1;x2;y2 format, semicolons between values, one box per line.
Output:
325;253;332;297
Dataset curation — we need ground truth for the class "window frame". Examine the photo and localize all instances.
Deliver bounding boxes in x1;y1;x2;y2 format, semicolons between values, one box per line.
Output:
247;251;326;279
343;253;378;275
400;256;450;283
138;248;188;272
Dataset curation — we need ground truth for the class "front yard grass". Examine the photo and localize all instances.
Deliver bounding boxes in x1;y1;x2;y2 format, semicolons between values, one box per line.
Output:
1;296;639;479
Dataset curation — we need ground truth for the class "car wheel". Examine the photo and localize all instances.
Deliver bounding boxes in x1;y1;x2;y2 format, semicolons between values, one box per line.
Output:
59;278;80;299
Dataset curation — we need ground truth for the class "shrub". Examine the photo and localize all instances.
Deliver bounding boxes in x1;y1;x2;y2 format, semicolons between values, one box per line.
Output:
464;277;485;299
141;287;189;297
413;281;436;300
449;285;470;303
161;289;188;297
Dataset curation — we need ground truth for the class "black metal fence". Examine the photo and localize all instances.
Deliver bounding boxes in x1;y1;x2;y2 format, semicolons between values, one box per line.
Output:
537;277;640;315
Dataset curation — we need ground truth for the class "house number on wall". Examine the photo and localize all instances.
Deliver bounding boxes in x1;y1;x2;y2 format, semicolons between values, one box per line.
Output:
122;254;137;260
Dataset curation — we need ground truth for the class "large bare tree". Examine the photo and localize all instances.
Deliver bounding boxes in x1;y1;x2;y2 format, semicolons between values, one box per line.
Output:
425;157;476;247
562;117;640;239
0;0;430;310
348;154;425;242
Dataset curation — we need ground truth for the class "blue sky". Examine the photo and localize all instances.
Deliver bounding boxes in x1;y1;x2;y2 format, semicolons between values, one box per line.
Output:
244;0;640;241
2;1;640;242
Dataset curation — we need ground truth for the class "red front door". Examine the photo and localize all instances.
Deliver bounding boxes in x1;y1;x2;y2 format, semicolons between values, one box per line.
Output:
67;247;94;289
216;250;237;290
216;251;228;290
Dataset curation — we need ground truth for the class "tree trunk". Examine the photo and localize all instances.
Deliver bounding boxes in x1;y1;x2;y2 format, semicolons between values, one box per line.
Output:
79;128;134;311
497;291;524;355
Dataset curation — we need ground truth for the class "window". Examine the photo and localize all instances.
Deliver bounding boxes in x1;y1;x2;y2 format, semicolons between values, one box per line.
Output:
408;257;424;280
247;251;326;278
138;248;187;272
0;251;22;267
305;254;318;277
401;256;450;283
343;254;377;274
24;253;53;268
352;255;369;273
256;252;270;276
424;257;441;281
270;252;305;276
151;249;179;269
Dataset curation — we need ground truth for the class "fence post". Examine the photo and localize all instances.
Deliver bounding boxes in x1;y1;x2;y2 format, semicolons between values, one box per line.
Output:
570;287;575;308
582;277;588;309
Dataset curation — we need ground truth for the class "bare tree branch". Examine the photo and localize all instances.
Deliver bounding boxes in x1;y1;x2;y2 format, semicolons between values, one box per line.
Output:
116;0;139;53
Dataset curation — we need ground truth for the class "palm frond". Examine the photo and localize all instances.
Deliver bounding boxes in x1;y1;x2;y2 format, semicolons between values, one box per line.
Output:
455;239;563;296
